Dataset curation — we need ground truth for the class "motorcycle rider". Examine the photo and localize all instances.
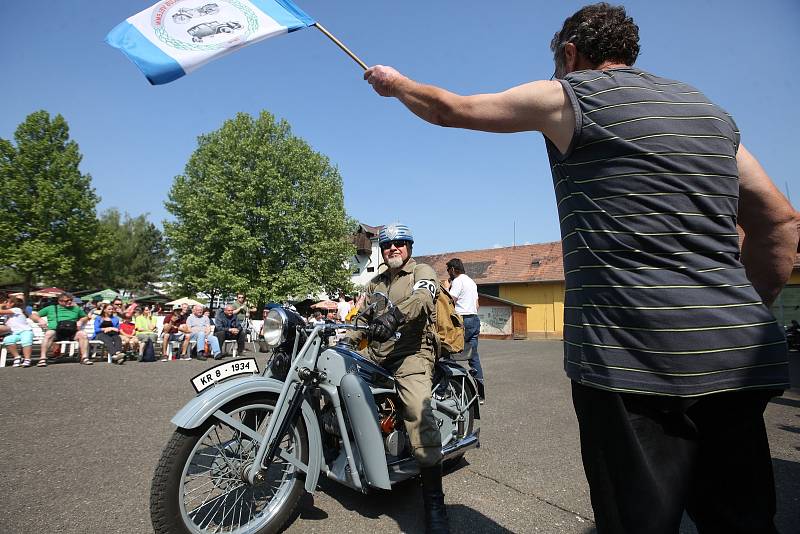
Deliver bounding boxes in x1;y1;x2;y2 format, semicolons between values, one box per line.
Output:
348;223;450;534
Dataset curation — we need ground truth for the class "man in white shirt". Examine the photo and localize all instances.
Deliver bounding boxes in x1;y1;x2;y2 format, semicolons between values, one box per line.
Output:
336;295;352;322
446;258;484;400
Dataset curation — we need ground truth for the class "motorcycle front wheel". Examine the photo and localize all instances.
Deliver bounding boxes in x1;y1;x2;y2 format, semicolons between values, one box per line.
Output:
150;395;309;534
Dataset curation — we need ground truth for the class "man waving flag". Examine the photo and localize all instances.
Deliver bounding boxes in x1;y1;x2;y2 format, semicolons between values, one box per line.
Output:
106;0;316;85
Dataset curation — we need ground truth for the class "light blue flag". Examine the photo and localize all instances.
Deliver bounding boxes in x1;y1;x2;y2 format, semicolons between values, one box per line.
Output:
106;0;315;85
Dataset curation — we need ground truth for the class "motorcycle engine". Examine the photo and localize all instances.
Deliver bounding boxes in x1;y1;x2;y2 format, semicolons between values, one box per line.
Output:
320;395;409;459
377;396;408;457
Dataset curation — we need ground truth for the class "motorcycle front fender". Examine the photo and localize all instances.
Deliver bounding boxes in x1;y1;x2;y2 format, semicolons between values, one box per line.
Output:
340;372;391;490
171;375;323;493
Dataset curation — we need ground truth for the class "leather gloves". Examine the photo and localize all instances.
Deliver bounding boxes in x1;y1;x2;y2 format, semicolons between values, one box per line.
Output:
369;307;405;343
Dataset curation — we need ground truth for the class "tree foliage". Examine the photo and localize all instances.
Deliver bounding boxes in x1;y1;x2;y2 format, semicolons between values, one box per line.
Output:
0;111;104;295
164;111;355;304
96;208;168;291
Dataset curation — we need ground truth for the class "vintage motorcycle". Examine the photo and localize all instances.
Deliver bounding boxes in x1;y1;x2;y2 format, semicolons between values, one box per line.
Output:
150;294;481;534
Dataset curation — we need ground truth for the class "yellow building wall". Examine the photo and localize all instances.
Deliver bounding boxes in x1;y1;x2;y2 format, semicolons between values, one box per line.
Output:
500;282;565;339
496;270;800;339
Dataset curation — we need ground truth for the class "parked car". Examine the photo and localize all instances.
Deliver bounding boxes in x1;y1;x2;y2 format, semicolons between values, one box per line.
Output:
172;3;219;24
187;21;242;42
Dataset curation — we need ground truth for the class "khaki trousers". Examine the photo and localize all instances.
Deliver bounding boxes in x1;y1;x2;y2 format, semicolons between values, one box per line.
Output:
385;355;442;467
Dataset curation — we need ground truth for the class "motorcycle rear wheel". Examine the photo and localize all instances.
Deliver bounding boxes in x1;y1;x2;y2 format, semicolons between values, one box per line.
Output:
150;395;308;534
438;375;477;469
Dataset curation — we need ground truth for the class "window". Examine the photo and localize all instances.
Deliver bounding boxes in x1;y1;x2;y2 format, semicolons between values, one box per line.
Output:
479;284;499;297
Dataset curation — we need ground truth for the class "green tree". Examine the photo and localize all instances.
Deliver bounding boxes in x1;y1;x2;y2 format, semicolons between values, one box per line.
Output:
0;111;104;300
96;209;168;291
165;111;355;304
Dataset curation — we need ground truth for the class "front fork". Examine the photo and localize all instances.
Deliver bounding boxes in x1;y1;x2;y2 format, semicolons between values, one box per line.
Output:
245;366;324;484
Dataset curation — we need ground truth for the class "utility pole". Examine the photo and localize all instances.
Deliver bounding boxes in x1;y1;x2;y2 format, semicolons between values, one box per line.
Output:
513;220;516;248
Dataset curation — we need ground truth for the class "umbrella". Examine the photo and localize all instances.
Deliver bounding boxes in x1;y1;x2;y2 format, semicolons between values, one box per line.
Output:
81;288;122;302
134;294;171;303
311;300;338;311
38;287;67;295
165;297;206;308
10;290;55;298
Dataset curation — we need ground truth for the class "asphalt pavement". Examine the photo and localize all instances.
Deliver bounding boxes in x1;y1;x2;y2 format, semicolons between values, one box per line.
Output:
0;340;797;534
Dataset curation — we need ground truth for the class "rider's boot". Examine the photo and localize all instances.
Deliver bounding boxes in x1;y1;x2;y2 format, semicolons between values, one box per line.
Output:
421;464;450;534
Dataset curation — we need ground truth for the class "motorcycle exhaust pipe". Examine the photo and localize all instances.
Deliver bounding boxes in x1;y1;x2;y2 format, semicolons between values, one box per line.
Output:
442;429;481;461
387;430;482;482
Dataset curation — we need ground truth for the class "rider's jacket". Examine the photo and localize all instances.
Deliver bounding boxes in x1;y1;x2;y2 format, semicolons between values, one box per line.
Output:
352;258;438;369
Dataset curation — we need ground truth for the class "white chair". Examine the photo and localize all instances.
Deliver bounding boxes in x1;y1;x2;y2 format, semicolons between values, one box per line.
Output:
164;336;196;359
47;321;108;363
2;321;45;368
222;339;238;358
85;322;109;362
249;319;263;352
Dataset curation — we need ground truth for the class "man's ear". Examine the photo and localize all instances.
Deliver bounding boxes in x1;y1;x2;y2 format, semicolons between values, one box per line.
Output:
563;42;578;74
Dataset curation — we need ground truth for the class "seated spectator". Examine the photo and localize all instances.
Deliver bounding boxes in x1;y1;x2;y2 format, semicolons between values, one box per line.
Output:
125;302;138;317
111;297;125;317
86;299;105;322
119;313;139;356
30;293;91;366
161;303;190;361
134;305;159;357
93;303;125;364
183;304;220;361
0;296;34;367
310;311;325;326
214;304;246;355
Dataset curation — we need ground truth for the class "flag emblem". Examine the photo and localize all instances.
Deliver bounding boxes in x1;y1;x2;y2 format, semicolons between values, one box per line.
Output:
150;1;257;51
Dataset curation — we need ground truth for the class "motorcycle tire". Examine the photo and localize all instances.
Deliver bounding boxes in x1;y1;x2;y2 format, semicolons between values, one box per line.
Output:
150;394;309;534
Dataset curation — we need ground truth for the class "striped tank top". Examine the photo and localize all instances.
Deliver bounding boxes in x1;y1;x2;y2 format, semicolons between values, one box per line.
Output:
546;67;788;396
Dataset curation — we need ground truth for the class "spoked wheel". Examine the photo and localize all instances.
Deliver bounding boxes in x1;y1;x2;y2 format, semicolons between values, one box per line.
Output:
432;375;477;469
151;395;308;534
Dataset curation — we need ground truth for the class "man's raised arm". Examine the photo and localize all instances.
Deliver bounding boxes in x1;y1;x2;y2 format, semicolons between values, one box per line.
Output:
363;65;574;153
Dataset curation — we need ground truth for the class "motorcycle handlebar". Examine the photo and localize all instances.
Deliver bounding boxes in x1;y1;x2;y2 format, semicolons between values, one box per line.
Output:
304;322;401;340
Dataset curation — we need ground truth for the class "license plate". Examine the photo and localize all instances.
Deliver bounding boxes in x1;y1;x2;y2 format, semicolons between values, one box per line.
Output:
191;358;259;393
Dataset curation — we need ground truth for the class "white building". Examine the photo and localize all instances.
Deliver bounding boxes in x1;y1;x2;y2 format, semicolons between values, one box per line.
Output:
349;223;384;289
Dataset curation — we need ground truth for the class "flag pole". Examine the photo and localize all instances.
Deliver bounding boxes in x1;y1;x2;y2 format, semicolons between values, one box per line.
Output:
313;23;368;71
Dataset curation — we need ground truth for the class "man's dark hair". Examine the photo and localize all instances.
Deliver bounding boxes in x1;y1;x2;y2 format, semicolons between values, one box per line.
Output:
446;258;465;275
551;3;640;69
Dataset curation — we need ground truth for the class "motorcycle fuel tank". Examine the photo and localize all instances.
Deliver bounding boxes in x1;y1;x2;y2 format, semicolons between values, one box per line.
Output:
318;344;395;389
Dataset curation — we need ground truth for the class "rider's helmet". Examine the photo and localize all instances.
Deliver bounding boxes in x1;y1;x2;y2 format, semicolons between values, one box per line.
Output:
378;223;414;246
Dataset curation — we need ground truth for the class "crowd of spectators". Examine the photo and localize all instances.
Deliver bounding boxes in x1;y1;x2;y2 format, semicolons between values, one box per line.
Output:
0;290;365;368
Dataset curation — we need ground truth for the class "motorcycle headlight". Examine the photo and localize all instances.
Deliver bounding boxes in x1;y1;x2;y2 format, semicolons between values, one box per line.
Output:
262;307;287;347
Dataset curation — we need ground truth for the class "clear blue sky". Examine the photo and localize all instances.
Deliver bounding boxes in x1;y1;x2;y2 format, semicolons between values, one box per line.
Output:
1;1;798;256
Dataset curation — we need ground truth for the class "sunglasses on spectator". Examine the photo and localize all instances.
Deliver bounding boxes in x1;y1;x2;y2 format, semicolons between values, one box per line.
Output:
380;240;410;250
